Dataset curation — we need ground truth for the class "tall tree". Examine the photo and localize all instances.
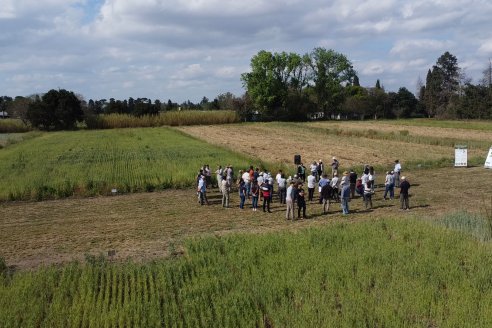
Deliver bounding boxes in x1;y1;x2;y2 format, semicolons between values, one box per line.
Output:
241;50;302;119
308;47;356;116
26;89;83;130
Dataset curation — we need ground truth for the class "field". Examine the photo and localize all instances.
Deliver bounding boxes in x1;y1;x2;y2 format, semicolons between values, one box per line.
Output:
3;218;492;327
1;119;492;326
178;121;491;169
0;127;262;201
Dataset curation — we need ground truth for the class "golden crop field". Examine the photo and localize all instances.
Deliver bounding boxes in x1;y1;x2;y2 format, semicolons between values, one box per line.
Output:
178;121;492;168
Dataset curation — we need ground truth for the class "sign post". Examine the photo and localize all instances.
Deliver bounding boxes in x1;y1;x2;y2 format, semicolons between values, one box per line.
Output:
485;147;492;169
454;145;468;167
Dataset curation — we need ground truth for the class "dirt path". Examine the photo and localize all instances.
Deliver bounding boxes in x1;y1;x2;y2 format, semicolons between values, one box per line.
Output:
1;166;490;270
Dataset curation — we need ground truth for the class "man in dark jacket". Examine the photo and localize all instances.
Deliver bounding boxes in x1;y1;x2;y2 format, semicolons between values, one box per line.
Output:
399;176;411;210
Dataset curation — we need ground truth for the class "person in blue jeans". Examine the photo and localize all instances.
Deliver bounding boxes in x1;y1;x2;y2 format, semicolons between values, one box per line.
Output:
340;184;351;215
251;180;259;211
238;179;247;209
383;171;395;200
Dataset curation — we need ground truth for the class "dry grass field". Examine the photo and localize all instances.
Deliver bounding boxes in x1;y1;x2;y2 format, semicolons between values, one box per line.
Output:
178;122;491;168
1;166;490;270
307;121;492;142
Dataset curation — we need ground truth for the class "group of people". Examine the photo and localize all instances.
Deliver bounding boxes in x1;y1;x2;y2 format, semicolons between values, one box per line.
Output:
196;158;411;219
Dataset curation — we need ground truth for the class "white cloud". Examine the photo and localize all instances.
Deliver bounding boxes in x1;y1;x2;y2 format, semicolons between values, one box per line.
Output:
1;0;492;102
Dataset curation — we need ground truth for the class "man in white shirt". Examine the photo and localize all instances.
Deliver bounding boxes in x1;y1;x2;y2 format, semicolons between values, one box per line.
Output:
307;172;316;201
277;174;287;204
285;182;296;220
242;169;251;197
394;160;402;187
330;173;340;201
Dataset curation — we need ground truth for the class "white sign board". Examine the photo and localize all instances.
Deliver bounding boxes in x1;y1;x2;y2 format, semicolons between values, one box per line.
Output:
485;147;492;169
454;145;467;167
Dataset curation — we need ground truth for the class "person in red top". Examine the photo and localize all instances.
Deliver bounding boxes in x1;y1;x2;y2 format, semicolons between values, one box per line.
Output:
261;181;271;213
399;176;411;210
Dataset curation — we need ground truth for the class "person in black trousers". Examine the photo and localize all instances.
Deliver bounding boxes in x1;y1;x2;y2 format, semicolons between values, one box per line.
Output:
399;176;411;210
297;184;307;219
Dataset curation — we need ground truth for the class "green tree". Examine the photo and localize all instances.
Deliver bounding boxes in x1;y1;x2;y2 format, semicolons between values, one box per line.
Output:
424;52;460;118
308;47;356;116
26;89;83;130
241;50;303;119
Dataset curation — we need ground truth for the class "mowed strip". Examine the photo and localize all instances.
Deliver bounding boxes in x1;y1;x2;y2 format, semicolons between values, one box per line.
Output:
0;166;490;269
178;122;488;167
307;121;492;142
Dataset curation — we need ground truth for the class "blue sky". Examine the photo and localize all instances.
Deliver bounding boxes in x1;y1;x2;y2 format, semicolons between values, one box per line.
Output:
1;0;491;103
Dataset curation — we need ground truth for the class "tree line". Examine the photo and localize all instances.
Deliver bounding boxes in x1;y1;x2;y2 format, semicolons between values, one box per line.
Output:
0;49;491;130
241;48;492;121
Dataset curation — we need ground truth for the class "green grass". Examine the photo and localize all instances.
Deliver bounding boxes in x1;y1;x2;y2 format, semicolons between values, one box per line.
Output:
2;218;492;327
0;127;263;201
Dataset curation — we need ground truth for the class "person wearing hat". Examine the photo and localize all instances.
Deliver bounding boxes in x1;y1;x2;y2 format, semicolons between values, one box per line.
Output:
340;178;351;215
399;176;411;210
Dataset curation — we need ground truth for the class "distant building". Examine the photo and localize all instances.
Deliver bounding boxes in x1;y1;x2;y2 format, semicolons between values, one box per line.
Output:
308;112;324;120
0;111;9;119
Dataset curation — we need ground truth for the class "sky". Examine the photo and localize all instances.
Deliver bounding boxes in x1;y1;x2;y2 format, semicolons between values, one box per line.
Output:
1;0;492;103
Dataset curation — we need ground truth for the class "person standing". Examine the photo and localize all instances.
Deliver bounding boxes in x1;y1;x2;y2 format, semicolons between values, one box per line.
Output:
251;180;259;211
197;175;209;205
298;163;306;182
310;161;318;181
383;171;395;200
307;171;316;202
349;169;357;198
242;169;251;198
317;159;324;181
394;160;402;188
363;180;373;209
238;179;247;209
277;173;287;204
331;173;340;202
297;183;306;219
261;181;272;213
285;181;296;220
318;174;330;204
215;165;223;188
320;182;333;214
204;164;212;188
368;166;376;192
331;157;339;178
221;177;231;208
340;183;351;215
399;176;411;210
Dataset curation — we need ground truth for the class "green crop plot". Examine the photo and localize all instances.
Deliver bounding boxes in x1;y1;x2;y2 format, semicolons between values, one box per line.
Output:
0;127;262;201
2;218;492;327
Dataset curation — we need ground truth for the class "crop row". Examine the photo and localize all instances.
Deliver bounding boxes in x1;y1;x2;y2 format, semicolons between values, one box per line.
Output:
0;127;260;201
2;218;492;327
